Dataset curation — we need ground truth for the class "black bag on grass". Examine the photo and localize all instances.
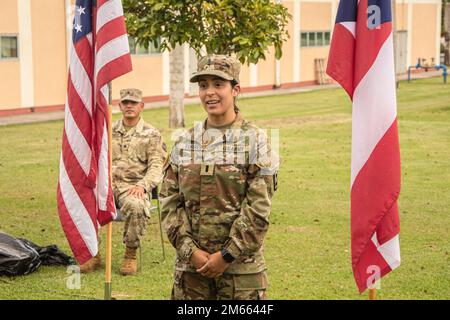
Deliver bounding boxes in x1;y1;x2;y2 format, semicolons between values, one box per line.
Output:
17;238;74;266
0;232;41;276
0;232;75;276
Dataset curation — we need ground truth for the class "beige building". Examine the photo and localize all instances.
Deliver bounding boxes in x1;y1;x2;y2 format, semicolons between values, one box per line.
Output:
0;0;443;114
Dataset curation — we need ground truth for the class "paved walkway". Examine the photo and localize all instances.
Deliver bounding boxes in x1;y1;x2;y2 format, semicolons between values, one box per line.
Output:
0;70;444;126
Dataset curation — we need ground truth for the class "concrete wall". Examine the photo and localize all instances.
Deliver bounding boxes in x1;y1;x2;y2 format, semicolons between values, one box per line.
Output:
0;0;21;108
411;3;439;66
31;0;67;107
300;1;332;82
0;0;443;111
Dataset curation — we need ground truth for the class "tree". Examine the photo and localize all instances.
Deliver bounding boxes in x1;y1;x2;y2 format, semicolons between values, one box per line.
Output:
444;0;450;65
123;0;291;128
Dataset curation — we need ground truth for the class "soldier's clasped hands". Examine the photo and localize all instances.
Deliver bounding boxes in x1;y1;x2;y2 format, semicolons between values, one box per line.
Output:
196;251;230;278
127;186;146;199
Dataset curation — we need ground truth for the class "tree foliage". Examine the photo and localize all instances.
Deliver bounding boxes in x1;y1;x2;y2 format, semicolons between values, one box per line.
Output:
123;0;291;64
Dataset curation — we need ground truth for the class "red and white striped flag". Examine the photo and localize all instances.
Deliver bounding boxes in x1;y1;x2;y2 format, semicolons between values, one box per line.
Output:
327;0;401;293
57;0;132;265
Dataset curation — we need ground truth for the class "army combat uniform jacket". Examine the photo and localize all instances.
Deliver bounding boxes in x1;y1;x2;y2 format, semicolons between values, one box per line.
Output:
112;118;167;196
160;113;279;274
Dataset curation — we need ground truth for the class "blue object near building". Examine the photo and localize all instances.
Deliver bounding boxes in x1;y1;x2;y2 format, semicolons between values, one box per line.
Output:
408;58;447;83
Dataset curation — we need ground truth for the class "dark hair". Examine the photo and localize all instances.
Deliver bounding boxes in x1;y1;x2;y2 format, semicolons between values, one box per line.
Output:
231;80;240;112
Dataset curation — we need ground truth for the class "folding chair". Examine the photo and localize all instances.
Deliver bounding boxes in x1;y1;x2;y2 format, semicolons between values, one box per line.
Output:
148;187;166;264
114;186;166;270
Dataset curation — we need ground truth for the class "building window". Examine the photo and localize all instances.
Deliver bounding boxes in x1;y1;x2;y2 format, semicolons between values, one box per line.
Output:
308;32;316;47
300;31;331;47
324;31;330;45
128;37;161;55
316;32;323;46
301;32;308;47
0;36;18;58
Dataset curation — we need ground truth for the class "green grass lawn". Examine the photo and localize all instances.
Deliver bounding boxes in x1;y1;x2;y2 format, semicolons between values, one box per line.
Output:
0;77;449;300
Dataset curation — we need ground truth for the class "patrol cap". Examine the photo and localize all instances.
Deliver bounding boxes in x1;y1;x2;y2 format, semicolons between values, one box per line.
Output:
190;54;241;83
120;88;143;103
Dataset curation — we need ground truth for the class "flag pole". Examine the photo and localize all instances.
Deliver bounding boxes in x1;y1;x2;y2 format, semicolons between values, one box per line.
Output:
104;82;113;300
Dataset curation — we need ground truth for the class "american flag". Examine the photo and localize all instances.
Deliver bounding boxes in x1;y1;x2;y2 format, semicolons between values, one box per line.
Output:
327;0;401;293
57;0;132;265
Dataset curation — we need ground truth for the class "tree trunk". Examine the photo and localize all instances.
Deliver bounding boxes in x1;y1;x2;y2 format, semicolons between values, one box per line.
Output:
445;2;450;65
169;44;185;128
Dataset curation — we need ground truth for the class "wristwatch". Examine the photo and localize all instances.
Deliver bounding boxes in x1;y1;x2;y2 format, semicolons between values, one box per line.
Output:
221;248;236;263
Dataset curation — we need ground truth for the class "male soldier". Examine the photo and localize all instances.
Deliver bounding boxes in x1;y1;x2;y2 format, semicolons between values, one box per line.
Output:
112;88;166;275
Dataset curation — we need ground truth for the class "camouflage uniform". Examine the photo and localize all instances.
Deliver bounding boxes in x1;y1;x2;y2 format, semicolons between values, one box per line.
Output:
112;116;167;249
160;110;279;300
189;54;241;83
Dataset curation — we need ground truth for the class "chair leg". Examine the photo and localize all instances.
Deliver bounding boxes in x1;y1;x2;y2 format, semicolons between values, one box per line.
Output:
157;199;166;262
139;246;142;272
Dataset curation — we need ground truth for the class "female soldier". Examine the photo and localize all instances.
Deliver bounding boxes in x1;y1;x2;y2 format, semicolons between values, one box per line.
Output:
160;54;278;300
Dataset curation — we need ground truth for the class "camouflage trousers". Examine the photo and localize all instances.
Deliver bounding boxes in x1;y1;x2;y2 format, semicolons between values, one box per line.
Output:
114;189;152;249
171;270;268;300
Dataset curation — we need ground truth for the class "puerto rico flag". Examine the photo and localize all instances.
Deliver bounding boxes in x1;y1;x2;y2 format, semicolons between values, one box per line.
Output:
327;0;401;293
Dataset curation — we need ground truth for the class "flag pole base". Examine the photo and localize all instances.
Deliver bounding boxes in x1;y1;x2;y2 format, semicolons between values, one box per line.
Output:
369;288;376;300
104;282;112;300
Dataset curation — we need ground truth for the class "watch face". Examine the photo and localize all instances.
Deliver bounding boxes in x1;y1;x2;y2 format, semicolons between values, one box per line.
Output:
222;251;235;263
